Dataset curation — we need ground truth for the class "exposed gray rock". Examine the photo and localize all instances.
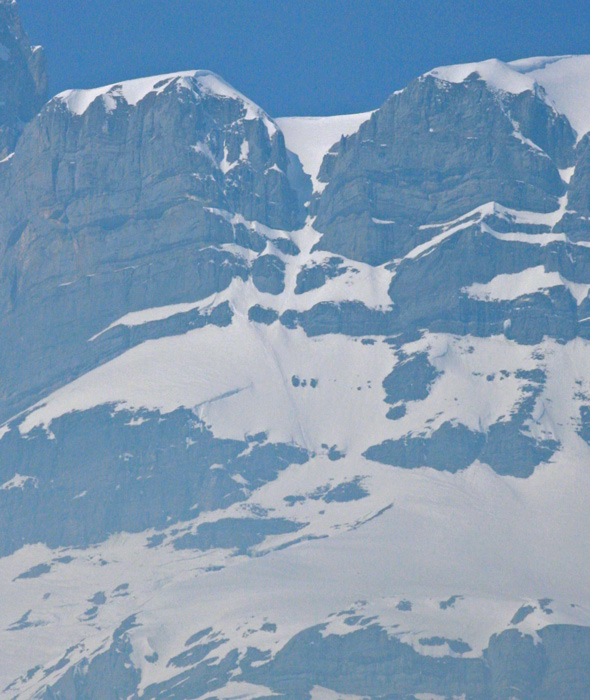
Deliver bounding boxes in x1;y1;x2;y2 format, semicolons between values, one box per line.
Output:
248;304;279;324
365;368;558;478
511;605;536;625
14;563;51;580
39;617;141;700
0;7;588;696
0;406;309;556
567;134;590;219
280;225;590;347
0;0;46;158
251;254;286;295
385;228;582;345
272;237;300;256
294;256;346;294
485;629;546;700
578;405;590;444
173;517;304;553
322;478;368;503
0;72;307;421
281;300;396;337
40;621;587;700
314;75;574;265
364;421;486;473
382;351;441;405
91;300;234;360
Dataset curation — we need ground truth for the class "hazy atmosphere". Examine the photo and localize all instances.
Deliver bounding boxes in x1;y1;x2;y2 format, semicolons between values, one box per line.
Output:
2;1;590;698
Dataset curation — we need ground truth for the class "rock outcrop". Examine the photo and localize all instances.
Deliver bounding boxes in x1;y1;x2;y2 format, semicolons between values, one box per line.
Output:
0;0;46;158
1;5;590;699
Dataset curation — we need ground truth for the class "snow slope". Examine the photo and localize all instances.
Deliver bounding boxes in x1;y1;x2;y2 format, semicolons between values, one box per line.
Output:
4;53;590;700
277;112;373;190
57;70;277;134
4;389;590;694
6;207;590;696
429;54;590;141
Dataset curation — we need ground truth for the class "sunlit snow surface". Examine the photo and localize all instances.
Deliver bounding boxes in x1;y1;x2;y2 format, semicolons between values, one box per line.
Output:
5;213;590;696
277;113;373;191
56;70;277;135
5;56;590;699
429;55;590;141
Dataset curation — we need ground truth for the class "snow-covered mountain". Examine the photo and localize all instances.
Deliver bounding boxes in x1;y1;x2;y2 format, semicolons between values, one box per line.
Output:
2;3;590;697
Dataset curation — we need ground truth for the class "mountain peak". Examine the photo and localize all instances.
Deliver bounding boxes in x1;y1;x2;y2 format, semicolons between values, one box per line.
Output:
54;69;277;135
427;54;590;141
3;9;590;697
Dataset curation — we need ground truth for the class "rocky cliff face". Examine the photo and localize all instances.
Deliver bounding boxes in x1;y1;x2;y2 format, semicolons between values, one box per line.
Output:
0;70;307;418
0;0;46;158
313;73;575;264
1;5;590;700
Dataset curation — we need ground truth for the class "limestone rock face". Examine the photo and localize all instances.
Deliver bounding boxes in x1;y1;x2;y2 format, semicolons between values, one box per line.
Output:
0;71;307;418
314;74;575;264
0;0;46;158
2;5;590;699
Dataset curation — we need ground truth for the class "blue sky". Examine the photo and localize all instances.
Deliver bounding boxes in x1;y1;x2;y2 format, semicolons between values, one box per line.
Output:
19;0;590;117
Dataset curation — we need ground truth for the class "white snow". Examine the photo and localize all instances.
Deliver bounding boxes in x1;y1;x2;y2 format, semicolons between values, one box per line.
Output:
399;198;590;258
7;54;590;700
276;113;373;191
22;213;401;452
88;217;393;343
511;122;549;157
465;266;590;305
403;201;526;261
190;142;217;166
486;228;567;246
56;70;277;135
89;300;205;340
406;212;484;260
0;474;37;491
509;55;590;142
6;332;590;694
4;415;590;694
429;58;538;96
240;138;250;161
220;144;233;173
481;199;569;229
560;166;576;184
388;334;541;436
310;688;366;700
23;315;397;454
200;682;278;699
428;54;590;141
